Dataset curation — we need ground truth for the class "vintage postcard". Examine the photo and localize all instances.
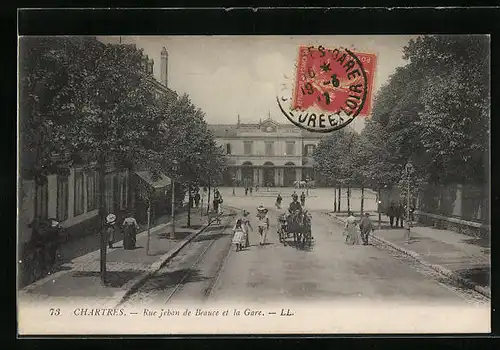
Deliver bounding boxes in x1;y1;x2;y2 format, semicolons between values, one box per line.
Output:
17;34;491;335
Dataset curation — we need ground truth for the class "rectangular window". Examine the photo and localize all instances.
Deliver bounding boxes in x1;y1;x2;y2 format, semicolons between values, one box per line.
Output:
104;174;114;215
226;143;232;155
95;172;101;209
86;171;97;211
35;182;48;219
265;141;274;156
286;141;295;155
305;144;316;156
119;173;128;210
244;141;253;155
74;170;85;216
57;176;69;221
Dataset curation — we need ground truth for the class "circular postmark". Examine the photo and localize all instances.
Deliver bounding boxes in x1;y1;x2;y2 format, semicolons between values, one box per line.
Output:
277;45;370;133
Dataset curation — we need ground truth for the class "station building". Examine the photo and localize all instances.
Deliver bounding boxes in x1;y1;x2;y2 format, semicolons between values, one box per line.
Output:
209;117;354;187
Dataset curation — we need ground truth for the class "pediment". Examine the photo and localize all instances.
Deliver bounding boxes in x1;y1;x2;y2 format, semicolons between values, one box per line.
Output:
259;118;279;133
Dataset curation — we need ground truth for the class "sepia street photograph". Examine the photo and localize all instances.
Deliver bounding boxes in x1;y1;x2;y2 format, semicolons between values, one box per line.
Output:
17;34;491;334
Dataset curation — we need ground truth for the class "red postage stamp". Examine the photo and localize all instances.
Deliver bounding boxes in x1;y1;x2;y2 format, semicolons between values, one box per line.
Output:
278;45;376;133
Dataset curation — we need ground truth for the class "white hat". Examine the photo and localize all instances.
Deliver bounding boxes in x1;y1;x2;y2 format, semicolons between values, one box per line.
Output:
106;214;116;224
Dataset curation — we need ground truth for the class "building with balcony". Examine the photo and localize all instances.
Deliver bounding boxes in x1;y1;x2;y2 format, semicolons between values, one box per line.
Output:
209;117;353;187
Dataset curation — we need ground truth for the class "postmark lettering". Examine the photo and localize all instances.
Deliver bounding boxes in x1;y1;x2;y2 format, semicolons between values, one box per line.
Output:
277;45;376;133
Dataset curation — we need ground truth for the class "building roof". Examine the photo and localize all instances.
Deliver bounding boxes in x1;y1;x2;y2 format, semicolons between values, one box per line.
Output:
135;170;172;189
208;118;354;138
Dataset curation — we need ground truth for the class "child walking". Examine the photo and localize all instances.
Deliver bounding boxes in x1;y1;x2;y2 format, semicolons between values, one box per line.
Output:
232;219;246;252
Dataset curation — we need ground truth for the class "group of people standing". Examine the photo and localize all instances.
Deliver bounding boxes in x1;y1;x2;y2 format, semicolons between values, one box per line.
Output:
276;191;306;209
244;184;260;196
387;201;415;228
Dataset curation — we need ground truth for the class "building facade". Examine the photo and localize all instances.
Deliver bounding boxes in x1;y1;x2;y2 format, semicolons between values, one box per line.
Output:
210;117;350;187
19;41;174;246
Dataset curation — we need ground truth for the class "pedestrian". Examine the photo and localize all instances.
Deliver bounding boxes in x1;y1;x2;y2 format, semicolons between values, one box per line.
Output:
289;193;302;213
300;191;306;207
388;201;396;228
232;219;246;252
218;195;223;214
409;204;415;222
245;187;248;196
194;191;201;208
292;190;297;199
256;204;270;245
250;186;253;195
359;212;374;245
395;202;405;228
404;219;412;244
122;212;139;249
241;210;253;247
256;184;259;192
105;214;117;249
344;213;360;245
276;193;283;209
213;197;219;214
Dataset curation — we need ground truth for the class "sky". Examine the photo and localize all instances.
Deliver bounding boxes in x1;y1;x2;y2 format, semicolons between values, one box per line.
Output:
98;35;417;132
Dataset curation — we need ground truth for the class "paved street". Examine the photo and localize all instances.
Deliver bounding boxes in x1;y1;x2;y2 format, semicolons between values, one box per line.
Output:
122;188;489;306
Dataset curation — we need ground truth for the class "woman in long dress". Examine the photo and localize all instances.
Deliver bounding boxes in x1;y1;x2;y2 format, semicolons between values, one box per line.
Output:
344;214;360;245
241;210;253;248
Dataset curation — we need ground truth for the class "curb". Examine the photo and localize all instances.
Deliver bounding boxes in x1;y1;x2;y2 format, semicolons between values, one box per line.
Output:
115;207;238;307
327;212;491;299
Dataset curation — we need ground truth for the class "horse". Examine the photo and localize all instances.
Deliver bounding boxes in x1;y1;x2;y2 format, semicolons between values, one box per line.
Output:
286;209;312;248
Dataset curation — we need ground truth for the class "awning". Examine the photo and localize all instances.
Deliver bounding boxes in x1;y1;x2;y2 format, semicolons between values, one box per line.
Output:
135;171;172;189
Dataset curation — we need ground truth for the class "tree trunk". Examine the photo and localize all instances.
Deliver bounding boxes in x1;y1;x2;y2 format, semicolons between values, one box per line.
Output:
347;185;351;216
98;154;107;285
206;180;211;216
378;187;382;229
187;181;192;227
338;185;342;212
127;165;134;213
333;188;337;212
360;186;365;215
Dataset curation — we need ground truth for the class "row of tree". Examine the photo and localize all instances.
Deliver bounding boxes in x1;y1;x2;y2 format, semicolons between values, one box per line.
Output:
20;36;226;227
313;35;489;215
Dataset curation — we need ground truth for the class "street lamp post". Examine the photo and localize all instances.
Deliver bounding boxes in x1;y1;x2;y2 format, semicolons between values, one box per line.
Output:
377;182;382;230
404;161;414;243
170;160;179;240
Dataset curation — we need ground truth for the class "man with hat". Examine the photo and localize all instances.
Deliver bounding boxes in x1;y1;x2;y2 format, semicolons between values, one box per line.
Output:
105;214;117;249
256;204;270;245
359;212;375;246
289;192;302;213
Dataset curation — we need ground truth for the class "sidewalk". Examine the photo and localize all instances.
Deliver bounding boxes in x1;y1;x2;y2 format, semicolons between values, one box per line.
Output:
19;207;218;307
328;211;491;298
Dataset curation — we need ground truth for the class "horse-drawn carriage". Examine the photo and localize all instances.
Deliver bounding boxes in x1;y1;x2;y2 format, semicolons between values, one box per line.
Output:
277;210;312;248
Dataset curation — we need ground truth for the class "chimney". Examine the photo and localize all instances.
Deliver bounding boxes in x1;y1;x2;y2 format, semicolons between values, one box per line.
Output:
161;47;168;87
237;114;240;126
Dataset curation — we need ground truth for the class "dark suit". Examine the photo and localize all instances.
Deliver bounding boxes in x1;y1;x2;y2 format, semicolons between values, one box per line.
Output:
289;201;302;213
